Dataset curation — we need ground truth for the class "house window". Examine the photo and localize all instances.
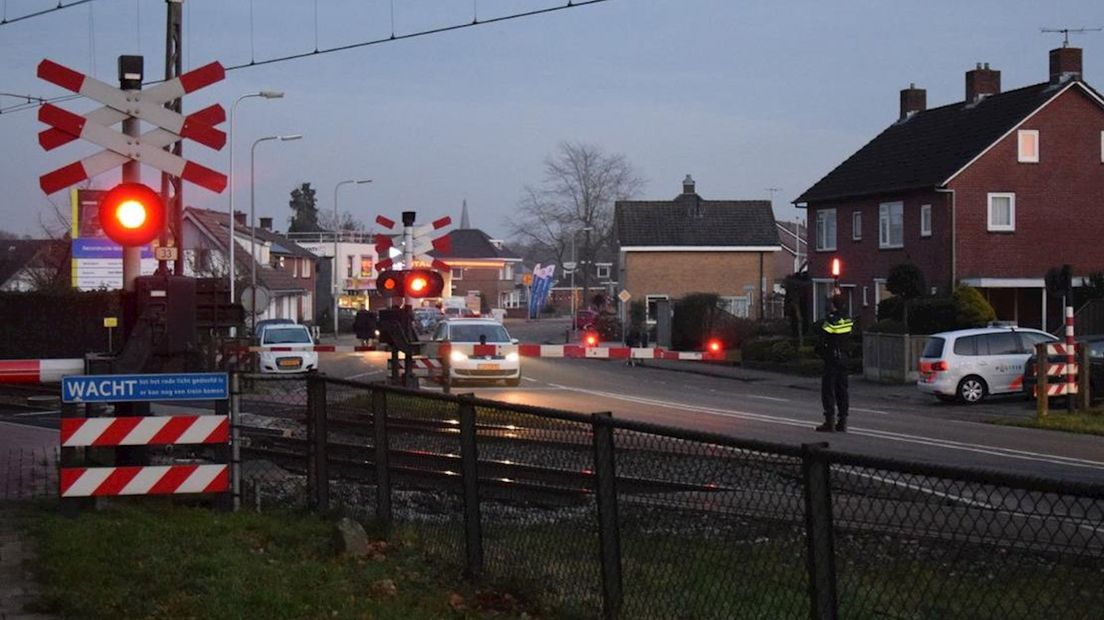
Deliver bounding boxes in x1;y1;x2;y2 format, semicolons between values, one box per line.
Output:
720;296;751;318
987;193;1016;232
503;264;514;281
920;204;932;237
359;256;372;278
451;268;463;281
815;209;837;251
596;264;611;279
1017;130;1039;163
879;202;904;249
862;286;869;307
300;259;310;278
645;294;669;324
345;256;354;278
852;211;862;241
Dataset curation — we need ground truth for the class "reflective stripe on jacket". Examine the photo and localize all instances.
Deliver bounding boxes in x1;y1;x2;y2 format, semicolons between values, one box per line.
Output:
822;317;853;335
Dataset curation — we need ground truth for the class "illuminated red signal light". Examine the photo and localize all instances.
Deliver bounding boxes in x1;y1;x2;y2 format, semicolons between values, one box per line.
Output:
707;338;723;353
585;332;598;347
99;183;164;247
831;257;841;278
408;275;428;294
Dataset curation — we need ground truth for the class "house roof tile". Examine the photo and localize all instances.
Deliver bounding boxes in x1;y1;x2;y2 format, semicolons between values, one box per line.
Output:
615;195;780;248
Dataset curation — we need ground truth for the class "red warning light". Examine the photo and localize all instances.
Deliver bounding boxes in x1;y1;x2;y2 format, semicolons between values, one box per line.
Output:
707;338;723;353
98;183;164;247
584;332;599;347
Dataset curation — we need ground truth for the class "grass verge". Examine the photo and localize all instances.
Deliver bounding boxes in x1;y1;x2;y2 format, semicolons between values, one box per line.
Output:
18;501;540;620
992;409;1104;436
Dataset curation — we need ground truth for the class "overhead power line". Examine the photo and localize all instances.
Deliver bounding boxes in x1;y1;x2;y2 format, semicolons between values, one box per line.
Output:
0;0;615;116
0;0;95;26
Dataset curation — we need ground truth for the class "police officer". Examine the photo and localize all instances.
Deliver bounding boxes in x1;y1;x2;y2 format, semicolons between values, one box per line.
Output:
816;294;853;432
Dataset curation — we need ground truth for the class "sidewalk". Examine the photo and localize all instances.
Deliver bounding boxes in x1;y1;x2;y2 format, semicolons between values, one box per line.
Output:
0;510;53;620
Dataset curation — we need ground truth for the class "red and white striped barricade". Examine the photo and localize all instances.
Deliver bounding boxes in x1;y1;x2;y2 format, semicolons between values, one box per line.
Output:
1041;342;1080;397
59;372;231;499
0;358;84;384
59;415;229;497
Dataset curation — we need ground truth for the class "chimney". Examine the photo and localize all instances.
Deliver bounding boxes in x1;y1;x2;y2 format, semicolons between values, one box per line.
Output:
965;62;1001;102
233;211;246;226
1049;47;1082;84
682;174;696;195
899;83;926;120
259;217;273;231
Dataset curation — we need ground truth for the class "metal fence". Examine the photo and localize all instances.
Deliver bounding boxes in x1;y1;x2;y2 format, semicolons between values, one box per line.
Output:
232;373;1104;619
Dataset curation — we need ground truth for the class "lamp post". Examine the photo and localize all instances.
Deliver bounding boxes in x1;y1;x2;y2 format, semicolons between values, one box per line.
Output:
569;226;594;333
332;178;373;336
249;133;302;333
228;90;284;323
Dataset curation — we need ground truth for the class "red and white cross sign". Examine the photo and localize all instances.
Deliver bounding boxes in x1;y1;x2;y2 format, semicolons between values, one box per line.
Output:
36;59;228;194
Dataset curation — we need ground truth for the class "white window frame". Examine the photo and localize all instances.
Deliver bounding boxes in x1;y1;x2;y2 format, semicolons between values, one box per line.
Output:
1100;131;1104;163
862;286;869;307
815;208;837;251
596;264;611;280
878;201;904;249
987;192;1016;232
920;204;932;238
645;294;669;324
851;211;862;241
451;268;464;281
1017;129;1039;163
300;259;311;278
720;295;751;318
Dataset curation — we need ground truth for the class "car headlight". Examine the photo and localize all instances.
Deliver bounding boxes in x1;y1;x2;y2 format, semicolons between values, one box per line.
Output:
450;350;468;363
505;352;519;362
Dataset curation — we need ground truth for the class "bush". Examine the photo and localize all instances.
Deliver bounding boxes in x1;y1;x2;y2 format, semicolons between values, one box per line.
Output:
873;319;907;334
877;296;904;322
907;296;958;334
742;336;785;362
954;285;996;328
768;339;797;362
671;293;756;351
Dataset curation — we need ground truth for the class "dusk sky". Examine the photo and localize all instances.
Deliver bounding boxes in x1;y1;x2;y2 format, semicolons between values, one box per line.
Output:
1;0;1101;241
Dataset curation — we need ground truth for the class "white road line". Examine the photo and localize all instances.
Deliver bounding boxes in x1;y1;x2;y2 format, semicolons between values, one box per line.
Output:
521;376;540;383
545;384;1104;471
13;410;61;417
850;407;890;415
344;370;383;380
746;395;790;402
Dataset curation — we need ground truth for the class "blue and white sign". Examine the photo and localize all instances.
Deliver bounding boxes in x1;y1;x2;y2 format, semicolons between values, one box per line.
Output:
62;373;229;404
528;263;556;319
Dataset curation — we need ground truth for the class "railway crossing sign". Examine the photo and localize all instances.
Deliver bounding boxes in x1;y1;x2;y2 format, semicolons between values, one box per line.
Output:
374;213;452;272
36;59;228;195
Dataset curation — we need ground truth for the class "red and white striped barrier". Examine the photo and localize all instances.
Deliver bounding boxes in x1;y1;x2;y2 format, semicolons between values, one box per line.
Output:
1044;382;1078;396
244;344;381;353
388;357;444;377
234;342;724;361
1043;363;1079;377
60;464;228;497
0;358;84;384
1046;343;1079;356
61;415;228;447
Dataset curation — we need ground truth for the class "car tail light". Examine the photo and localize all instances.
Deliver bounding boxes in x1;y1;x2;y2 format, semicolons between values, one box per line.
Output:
931;361;948;372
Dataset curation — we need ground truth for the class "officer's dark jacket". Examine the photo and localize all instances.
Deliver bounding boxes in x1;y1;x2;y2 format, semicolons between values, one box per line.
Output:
816;311;854;364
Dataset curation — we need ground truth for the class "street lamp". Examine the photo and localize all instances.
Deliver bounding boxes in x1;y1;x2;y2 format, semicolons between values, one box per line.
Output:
332;178;373;336
227;90;283;322
249;133;302;333
569;226;594;333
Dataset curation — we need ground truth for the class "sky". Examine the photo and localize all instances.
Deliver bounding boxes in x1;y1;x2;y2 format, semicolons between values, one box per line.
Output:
0;0;1101;242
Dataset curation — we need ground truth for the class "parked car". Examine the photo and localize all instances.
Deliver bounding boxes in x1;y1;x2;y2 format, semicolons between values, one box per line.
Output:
431;318;520;387
917;326;1057;403
257;324;318;374
1022;336;1104;400
443;306;475;319
414;307;444;334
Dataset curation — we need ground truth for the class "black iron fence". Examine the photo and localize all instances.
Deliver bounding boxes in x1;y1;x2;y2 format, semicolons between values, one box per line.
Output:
233;373;1104;619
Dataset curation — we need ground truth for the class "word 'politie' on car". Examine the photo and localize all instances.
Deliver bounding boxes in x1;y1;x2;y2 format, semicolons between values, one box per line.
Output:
431;318;520;387
917;326;1057;404
257;324;318;374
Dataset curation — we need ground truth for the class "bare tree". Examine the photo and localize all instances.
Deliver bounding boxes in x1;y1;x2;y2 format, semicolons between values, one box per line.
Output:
317;210;367;234
509;142;644;303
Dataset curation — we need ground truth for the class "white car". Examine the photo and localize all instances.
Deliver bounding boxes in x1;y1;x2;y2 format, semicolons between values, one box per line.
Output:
257;324;318;374
432;318;520;386
917;326;1057;403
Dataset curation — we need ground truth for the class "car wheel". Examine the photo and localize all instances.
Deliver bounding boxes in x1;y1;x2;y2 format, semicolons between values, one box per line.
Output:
957;376;987;404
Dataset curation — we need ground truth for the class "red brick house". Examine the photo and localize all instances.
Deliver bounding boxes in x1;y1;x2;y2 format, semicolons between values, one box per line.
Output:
796;47;1104;330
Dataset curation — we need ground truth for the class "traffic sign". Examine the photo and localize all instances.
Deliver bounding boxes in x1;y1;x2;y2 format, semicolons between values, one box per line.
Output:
522;273;534;286
36;58;227;195
618;290;632;303
61;372;229;403
239;286;271;315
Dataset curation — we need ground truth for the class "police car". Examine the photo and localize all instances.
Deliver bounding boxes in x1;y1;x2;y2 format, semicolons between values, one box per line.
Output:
917;326;1057;403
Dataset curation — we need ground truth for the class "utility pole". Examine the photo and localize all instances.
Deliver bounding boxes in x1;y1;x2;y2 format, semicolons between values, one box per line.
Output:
163;0;184;275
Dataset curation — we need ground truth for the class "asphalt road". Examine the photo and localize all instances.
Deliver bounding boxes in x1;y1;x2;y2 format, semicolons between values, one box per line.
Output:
311;318;1104;485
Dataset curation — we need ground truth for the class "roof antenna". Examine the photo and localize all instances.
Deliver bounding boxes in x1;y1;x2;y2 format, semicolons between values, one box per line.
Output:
1040;26;1102;47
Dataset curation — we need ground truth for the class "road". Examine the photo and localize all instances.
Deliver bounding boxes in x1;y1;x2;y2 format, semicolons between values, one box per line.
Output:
313;318;1104;485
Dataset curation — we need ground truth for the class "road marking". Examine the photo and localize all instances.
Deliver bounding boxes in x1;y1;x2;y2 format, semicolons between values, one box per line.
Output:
344;370;383;380
522;376;539;383
745;395;790;402
850;407;889;415
13;410;61;417
546;384;1104;471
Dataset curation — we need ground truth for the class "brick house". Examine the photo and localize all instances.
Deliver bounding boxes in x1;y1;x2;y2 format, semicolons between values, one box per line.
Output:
796;47;1104;330
432;228;523;311
615;175;781;322
184;208;318;324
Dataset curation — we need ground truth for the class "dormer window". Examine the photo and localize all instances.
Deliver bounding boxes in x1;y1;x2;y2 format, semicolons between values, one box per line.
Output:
1018;130;1039;163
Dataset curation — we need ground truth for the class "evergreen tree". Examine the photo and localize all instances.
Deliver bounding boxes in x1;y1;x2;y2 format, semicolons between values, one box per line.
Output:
288;183;321;233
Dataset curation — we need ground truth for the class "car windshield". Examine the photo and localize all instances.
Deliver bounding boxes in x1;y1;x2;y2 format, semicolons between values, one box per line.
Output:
449;323;510;343
263;327;312;345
